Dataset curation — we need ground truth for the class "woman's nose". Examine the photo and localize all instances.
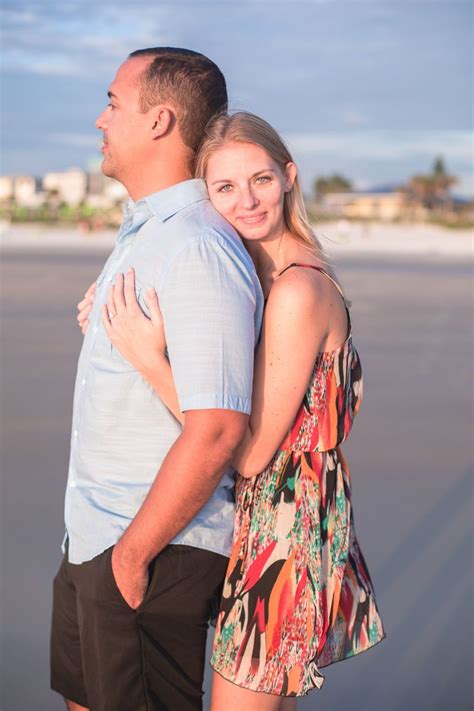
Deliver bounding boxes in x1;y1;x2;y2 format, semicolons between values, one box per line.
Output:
240;187;259;210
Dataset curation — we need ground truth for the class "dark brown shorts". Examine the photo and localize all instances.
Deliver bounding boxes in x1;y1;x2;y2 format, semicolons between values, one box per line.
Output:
50;543;228;711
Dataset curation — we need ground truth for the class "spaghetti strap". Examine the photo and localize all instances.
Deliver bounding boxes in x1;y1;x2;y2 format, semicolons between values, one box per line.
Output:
277;263;345;299
276;262;352;337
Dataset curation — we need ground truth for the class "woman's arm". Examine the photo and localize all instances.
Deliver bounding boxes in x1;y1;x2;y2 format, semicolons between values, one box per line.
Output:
134;349;185;427
102;270;185;425
234;269;331;477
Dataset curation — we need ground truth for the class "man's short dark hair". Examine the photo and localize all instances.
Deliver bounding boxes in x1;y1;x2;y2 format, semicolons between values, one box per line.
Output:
129;47;228;155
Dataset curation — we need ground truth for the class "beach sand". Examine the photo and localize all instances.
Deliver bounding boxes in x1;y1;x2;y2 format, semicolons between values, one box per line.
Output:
1;220;473;260
1;239;472;710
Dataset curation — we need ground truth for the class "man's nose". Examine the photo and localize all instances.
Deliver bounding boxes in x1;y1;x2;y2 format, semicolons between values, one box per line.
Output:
95;109;108;130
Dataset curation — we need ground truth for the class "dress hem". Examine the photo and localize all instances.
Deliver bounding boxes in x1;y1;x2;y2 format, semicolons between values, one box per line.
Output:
209;630;387;698
319;630;387;670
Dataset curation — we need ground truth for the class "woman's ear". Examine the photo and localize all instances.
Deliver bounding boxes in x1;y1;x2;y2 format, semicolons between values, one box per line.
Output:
285;161;298;192
150;106;174;139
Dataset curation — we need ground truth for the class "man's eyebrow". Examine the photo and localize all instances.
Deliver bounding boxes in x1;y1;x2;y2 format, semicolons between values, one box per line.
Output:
211;169;276;186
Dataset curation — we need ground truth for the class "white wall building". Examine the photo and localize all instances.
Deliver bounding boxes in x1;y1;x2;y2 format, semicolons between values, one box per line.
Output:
0;176;14;201
104;177;128;204
1;169;128;210
14;176;41;206
43;168;87;206
86;172;128;207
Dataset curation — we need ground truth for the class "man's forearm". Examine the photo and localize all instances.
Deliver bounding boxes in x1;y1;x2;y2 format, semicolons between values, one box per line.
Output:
117;422;240;566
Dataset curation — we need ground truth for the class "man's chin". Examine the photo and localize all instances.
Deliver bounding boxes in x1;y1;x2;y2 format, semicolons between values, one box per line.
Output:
100;159;115;178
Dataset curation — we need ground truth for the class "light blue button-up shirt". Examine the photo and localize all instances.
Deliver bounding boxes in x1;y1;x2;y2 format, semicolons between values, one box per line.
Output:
64;179;263;564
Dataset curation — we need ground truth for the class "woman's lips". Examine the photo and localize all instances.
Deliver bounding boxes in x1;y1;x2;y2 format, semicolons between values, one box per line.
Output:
237;212;267;225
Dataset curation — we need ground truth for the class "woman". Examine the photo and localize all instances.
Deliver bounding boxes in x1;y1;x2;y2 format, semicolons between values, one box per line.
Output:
78;112;385;709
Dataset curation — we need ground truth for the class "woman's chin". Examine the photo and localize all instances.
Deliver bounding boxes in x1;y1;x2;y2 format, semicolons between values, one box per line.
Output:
235;224;271;242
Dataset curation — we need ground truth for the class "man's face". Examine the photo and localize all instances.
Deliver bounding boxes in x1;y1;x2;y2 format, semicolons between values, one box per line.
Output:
95;57;152;183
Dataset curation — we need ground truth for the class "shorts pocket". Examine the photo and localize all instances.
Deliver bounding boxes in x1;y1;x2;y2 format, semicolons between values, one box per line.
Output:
107;545;152;613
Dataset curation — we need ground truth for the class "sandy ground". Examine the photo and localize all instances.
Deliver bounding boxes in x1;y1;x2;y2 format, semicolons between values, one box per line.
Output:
1;220;473;260
0;243;473;710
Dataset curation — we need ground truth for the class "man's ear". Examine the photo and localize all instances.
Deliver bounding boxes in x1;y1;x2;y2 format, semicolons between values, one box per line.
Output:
150;106;175;139
285;161;298;192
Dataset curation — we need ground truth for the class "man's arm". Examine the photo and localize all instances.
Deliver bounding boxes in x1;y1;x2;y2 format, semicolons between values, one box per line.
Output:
112;408;247;609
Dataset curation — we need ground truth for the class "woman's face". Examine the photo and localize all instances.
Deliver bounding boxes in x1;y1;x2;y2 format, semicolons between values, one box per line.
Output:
205;141;296;243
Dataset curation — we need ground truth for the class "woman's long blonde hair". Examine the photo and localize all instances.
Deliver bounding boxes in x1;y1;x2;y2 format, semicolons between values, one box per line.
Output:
195;111;323;256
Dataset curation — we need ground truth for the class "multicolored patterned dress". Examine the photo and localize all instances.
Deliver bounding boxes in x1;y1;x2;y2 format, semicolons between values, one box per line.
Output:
211;264;385;697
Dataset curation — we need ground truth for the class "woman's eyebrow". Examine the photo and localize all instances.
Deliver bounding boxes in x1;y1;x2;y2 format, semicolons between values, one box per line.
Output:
211;169;276;186
251;169;276;178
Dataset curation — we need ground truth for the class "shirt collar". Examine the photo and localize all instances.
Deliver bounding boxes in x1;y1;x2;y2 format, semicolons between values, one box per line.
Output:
143;179;209;223
119;197;152;242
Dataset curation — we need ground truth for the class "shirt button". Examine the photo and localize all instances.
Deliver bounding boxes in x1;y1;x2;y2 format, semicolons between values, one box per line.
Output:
81;378;86;386
74;430;78;437
93;325;98;334
107;275;113;283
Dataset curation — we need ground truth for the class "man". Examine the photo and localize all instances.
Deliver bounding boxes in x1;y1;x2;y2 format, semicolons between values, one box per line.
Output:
51;47;263;711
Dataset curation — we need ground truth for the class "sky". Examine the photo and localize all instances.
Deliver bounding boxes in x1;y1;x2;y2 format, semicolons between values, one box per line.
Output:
1;0;472;196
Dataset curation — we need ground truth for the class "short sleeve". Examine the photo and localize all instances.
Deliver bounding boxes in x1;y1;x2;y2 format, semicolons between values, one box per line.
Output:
158;233;258;414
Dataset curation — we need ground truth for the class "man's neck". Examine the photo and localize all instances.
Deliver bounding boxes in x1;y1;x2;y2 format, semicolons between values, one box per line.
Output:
127;167;193;202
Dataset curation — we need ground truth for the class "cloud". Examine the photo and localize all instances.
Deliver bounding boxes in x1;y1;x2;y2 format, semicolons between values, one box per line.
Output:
1;3;173;78
29;59;85;77
0;8;36;24
285;130;473;162
339;109;371;128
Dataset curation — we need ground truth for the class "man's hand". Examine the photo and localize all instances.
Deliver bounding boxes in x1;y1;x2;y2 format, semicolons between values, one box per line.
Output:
111;539;149;610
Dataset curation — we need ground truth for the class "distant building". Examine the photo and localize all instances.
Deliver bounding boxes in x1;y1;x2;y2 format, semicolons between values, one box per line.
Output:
103;177;128;204
0;175;44;207
0;176;14;201
14;176;43;207
317;190;427;221
87;171;107;196
86;172;128;208
344;192;406;221
316;192;354;217
1;168;128;214
43;168;87;206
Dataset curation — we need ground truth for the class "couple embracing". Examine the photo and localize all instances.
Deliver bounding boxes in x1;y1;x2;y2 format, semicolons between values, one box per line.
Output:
51;47;385;711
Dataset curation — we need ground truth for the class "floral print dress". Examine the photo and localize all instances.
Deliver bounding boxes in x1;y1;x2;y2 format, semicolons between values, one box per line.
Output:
211;264;386;697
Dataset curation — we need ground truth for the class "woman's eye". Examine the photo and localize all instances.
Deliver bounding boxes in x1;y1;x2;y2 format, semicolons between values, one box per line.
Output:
255;175;271;184
218;184;232;193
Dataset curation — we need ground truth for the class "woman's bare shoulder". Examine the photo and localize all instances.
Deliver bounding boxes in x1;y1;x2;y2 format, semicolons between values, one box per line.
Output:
266;264;328;317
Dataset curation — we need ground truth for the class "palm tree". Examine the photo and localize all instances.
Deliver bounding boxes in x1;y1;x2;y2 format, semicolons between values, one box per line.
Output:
314;174;352;199
405;157;457;212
